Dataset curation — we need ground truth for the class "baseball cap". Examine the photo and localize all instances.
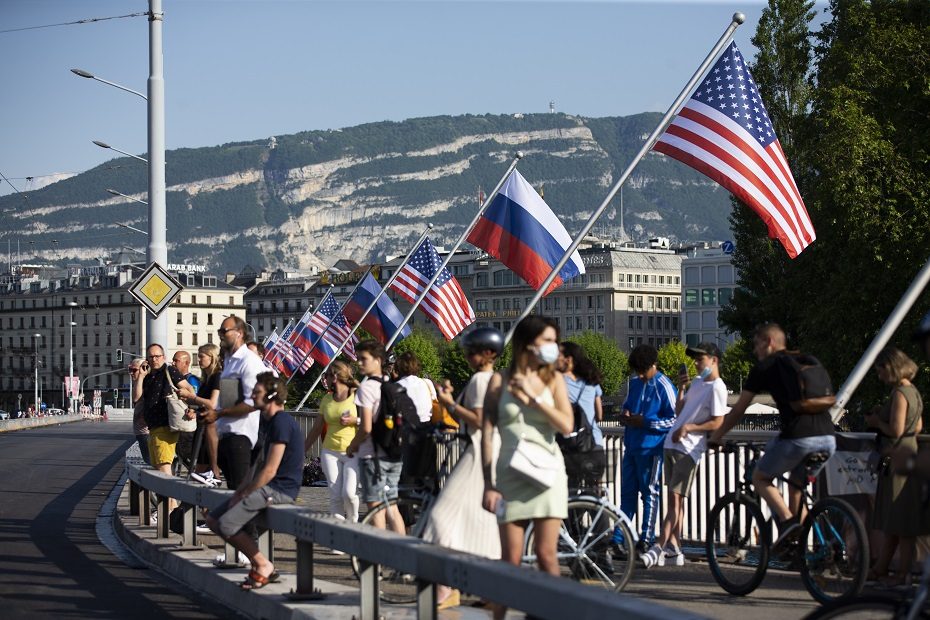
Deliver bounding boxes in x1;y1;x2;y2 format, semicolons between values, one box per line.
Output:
686;342;722;359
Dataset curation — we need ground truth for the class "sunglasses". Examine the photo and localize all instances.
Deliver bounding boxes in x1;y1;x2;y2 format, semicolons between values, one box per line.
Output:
217;327;237;336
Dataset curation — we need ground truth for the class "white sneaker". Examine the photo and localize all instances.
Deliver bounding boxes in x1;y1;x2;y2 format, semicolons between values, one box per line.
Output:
191;471;221;488
150;511;158;525
196;521;212;534
640;543;663;569
664;547;685;566
213;551;249;567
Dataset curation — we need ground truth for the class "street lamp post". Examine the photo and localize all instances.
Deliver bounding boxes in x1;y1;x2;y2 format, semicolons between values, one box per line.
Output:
68;302;77;414
93;140;148;164
32;333;42;416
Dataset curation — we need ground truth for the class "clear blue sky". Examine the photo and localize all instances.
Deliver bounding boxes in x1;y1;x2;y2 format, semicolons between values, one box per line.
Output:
0;0;830;197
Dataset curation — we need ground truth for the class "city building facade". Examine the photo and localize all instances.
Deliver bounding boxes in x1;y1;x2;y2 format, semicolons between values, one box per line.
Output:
680;245;738;349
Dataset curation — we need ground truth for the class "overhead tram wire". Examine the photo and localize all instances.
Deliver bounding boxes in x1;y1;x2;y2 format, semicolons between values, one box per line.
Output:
0;12;147;35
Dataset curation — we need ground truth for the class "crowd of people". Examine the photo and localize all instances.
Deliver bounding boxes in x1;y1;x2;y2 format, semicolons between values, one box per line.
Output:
127;313;930;599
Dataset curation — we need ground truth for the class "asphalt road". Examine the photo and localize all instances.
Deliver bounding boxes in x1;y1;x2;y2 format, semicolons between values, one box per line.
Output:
0;419;221;619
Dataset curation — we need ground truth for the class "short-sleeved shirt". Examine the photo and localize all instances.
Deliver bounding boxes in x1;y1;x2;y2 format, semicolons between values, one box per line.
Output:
743;351;835;439
462;370;493;411
319;392;357;452
197;372;220;404
216;344;267;447
564;375;605;447
354;376;383;459
184;373;201;394
665;377;728;461
261;410;305;499
141;365;186;429
397;375;433;423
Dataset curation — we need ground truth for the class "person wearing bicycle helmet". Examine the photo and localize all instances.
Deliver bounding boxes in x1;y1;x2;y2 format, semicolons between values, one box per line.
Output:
424;326;504;609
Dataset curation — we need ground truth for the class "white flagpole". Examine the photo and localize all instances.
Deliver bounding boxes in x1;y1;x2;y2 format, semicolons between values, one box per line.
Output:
294;225;434;410
265;319;294;368
830;256;930;423
504;13;746;345
285;286;336;385
385;152;524;350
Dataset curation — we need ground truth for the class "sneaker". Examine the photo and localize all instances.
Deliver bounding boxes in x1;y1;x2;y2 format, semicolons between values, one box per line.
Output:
773;518;801;549
195;521;212;534
663;546;685;566
635;539;650;555
213;551;249;567
150;511;158;525
191;471;221;488
640;543;663;569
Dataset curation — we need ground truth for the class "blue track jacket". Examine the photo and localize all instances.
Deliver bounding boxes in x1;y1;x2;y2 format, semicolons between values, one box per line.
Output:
621;373;677;453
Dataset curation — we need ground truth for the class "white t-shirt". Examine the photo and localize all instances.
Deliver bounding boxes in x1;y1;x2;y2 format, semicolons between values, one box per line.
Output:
397;375;434;423
354;376;382;459
665;377;728;462
215;344;266;447
462;370;493;411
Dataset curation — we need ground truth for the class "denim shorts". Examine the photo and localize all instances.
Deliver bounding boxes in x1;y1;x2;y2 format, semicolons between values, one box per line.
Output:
359;457;402;504
756;435;836;483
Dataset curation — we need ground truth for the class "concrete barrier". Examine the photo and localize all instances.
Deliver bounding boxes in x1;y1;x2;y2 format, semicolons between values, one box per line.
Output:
0;413;86;433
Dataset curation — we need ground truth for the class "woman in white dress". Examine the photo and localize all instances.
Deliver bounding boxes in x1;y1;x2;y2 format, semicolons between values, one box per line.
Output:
423;327;504;609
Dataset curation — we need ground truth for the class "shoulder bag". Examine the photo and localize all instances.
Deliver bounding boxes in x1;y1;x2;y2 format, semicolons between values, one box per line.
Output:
508;405;561;490
165;367;196;433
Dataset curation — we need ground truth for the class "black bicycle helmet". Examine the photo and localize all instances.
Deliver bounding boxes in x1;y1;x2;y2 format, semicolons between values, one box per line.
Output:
385;352;397;366
913;309;930;343
462;327;504;355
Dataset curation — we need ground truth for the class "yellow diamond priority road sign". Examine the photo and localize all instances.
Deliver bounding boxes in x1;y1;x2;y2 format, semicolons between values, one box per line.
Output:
128;262;184;318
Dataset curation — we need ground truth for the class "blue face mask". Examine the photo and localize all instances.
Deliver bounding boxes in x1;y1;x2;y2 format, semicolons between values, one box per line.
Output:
699;366;713;380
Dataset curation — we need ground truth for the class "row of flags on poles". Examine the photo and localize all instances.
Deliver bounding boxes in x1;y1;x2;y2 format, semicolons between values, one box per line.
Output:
260;40;813;378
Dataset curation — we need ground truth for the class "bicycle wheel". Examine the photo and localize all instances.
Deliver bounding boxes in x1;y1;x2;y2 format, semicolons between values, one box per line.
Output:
799;497;869;605
801;595;929;619
524;499;636;592
706;492;770;596
350;496;425;604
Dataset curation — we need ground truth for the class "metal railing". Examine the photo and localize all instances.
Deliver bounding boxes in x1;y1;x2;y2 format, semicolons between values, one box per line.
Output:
124;455;705;620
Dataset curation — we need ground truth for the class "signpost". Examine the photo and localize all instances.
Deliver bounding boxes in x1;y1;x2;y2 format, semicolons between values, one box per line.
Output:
128;262;184;319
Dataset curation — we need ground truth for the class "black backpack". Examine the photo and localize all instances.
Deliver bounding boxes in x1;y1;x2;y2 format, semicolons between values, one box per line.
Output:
785;353;836;414
369;377;422;459
556;385;597;453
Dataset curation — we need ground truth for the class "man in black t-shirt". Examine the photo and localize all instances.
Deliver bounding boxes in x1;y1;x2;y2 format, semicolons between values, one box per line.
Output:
709;324;836;546
206;372;303;590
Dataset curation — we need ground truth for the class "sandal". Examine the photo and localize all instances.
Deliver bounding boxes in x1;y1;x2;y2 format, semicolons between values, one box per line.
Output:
241;569;274;591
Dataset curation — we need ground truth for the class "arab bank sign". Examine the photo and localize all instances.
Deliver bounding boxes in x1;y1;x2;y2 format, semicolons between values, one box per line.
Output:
167;263;206;273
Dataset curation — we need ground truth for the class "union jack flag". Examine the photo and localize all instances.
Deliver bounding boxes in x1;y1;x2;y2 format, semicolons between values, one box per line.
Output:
391;236;475;340
654;42;815;258
308;295;358;360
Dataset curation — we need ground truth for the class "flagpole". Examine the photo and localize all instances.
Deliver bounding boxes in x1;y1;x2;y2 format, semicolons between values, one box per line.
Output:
385;152;524;350
503;13;745;344
294;225;434;410
285;286;336;385
265;319;294;368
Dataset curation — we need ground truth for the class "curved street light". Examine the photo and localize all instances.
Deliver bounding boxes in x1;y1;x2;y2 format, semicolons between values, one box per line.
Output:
70;68;147;101
106;188;148;205
93;140;148;164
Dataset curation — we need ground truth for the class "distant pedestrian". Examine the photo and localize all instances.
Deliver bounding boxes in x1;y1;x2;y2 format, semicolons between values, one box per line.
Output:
617;344;677;550
557;341;606;489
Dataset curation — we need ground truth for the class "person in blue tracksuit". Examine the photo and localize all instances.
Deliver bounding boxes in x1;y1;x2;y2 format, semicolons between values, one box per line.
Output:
617;344;677;549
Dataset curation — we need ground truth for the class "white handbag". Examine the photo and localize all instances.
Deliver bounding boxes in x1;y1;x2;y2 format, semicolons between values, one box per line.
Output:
165;367;196;433
508;410;560;489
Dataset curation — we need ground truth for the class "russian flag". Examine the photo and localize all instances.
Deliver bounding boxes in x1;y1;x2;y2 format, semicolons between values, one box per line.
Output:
292;320;338;367
467;170;585;295
343;273;411;345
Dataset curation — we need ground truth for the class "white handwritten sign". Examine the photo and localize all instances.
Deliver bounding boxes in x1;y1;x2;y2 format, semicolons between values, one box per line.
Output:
825;451;877;496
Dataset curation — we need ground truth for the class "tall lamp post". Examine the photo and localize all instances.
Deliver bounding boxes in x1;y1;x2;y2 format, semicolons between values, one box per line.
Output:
68;302;78;414
70;0;167;351
32;333;42;416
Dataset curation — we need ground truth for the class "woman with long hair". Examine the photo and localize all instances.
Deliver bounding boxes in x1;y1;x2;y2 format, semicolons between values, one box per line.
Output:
865;346;925;586
305;360;361;523
481;316;572;619
558;341;606;489
179;343;223;481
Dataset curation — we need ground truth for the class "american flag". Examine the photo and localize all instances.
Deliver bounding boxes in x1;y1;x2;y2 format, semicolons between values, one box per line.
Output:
292;308;338;367
390;236;475;340
308;295;358;360
262;329;295;378
654;42;815;258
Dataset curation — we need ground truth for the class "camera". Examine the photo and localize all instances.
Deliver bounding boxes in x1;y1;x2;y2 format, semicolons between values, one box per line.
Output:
141;362;150;372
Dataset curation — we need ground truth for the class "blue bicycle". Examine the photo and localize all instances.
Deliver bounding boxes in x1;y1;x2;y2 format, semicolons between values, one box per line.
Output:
706;441;869;604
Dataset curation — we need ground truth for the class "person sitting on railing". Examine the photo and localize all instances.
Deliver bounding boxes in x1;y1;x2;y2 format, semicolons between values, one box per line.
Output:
709;324;836;549
205;372;304;591
642;342;727;569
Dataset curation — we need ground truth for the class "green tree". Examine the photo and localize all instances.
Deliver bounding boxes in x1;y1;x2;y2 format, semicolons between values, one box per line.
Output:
721;339;754;393
566;331;629;399
392;328;442;379
657;340;695;381
439;341;472;391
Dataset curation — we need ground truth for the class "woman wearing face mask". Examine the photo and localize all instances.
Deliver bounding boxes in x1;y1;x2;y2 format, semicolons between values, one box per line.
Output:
481;316;573;620
304;360;360;524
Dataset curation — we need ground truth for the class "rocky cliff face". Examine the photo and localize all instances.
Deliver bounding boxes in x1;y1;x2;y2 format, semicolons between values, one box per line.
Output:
0;113;731;274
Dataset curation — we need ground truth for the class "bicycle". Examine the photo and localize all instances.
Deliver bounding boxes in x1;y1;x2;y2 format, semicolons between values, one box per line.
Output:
521;485;638;592
706;441;869;604
349;426;465;604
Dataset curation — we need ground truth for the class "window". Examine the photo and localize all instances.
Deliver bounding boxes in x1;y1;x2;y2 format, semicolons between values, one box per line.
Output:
94;333;99;346
177;312;183;325
229;296;234;305
647;296;654;311
575;317;583;331
701;266;717;284
635;274;642;283
685;289;698;307
493;270;515;286
493;299;501;312
477;299;489;311
82;353;88;365
628;315;634;329
636;316;643;329
106;353;112;366
553;297;561;311
206;295;212;304
207;313;213;325
628;295;635;309
597;315;605;331
587;316;595;330
207;333;214;344
648;316;654;329
636;296;643;309
94;313;99;326
119;332;124;346
130;311;136;324
475;272;488;287
672;298;680;310
718;287;733;306
191;295;197;304
106;313;111;325
192;333;199;346
192;313;199;325
177;332;183;345
702;288;717;306
82;334;88;346
119;312;124;325
59;334;65;347
106;333;111;346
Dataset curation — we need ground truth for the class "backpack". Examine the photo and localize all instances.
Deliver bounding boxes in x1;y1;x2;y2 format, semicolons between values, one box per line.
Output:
556;385;597;453
785;353;836;414
369;377;422;459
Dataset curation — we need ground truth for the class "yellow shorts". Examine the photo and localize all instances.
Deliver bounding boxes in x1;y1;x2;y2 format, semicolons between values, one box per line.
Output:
148;426;179;466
